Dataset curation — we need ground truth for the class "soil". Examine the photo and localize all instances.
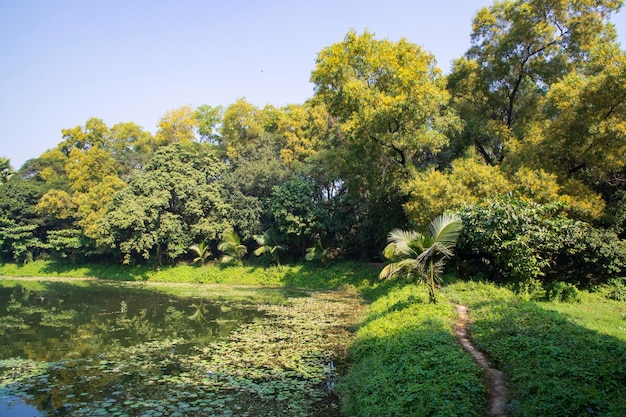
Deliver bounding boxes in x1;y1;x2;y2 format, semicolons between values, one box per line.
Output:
454;304;509;417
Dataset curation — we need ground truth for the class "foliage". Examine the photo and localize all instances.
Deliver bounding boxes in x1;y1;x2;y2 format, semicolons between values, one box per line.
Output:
604;277;626;301
0;157;14;183
337;285;485;417
448;0;622;165
381;214;463;303
99;143;231;265
189;241;211;266
253;230;285;266
3;2;626;269
457;199;626;285
154;105;199;145
270;178;327;253
305;240;334;266
544;281;581;303
0;175;47;261
217;229;247;266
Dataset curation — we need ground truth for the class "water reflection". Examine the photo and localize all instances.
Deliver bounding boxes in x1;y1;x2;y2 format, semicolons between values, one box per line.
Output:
0;280;306;416
0;282;264;361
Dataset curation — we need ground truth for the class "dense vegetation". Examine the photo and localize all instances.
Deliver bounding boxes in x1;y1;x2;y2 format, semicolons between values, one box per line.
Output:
2;2;626;414
1;0;625;289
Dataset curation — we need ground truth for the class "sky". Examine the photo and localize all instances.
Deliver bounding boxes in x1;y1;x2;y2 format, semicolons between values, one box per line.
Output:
1;1;625;169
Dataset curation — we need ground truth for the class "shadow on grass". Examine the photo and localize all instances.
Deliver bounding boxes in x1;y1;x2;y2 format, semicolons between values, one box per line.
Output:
467;298;626;417
338;301;486;417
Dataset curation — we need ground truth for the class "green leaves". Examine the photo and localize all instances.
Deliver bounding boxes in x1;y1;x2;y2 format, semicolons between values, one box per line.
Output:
457;199;626;284
217;230;247;266
100;143;231;265
381;215;463;303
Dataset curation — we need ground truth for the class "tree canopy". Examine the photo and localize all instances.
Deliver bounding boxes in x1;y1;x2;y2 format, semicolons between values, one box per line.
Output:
1;0;625;282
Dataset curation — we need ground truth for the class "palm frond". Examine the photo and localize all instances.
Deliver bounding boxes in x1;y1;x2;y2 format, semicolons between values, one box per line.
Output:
385;229;422;258
429;214;463;247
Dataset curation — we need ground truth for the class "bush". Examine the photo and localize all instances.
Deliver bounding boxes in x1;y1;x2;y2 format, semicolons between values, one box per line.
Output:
456;199;626;286
605;278;626;301
544;281;581;303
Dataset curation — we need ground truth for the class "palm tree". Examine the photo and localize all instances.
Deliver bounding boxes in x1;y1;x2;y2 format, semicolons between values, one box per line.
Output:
253;230;285;266
305;240;331;266
189;241;211;266
218;229;247;266
380;214;463;303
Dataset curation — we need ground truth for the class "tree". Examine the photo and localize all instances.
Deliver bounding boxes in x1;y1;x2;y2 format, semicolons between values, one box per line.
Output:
380;214;463;303
448;0;623;164
253;230;285;266
311;30;460;191
154;105;198;146
189;241;211;266
310;30;459;251
0;158;14;184
0;175;48;261
99;143;231;265
218;229;247;266
270;178;326;254
195;105;224;144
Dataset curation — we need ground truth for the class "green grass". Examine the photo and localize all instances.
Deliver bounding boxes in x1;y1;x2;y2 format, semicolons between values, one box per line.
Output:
444;281;626;417
337;284;486;417
0;260;380;290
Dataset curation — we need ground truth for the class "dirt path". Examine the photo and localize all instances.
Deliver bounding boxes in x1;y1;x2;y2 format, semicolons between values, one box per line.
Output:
454;304;509;417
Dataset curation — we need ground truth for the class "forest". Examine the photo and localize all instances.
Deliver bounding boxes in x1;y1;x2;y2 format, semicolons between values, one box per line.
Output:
1;0;626;287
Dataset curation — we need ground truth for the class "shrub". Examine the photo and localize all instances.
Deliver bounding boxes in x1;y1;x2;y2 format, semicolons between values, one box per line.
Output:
605;278;626;301
544;281;581;303
456;199;626;286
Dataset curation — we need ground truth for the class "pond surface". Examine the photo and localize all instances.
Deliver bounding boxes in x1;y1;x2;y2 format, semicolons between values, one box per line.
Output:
0;279;358;416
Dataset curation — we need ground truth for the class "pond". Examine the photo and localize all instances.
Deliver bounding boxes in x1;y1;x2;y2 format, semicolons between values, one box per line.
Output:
0;279;362;416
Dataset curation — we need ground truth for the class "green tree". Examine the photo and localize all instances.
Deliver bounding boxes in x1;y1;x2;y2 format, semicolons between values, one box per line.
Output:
253;230;285;266
270;178;326;255
0;175;48;261
0;158;14;184
189;241;211;266
195;105;224;144
99;143;231;265
311;30;459;190
448;0;622;164
310;30;459;251
380;214;463;303
218;229;247;266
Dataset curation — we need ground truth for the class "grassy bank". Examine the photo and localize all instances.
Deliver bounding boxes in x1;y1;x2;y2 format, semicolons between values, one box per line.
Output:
444;281;626;417
337;284;486;417
0;260;380;290
2;261;625;416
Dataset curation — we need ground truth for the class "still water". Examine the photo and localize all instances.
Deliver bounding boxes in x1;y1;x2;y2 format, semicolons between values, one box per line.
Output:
0;279;316;417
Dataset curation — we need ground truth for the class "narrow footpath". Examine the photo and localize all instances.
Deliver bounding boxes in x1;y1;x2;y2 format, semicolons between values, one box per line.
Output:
454;305;509;417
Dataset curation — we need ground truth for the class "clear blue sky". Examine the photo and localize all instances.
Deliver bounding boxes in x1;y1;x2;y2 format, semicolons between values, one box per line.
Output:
1;0;625;169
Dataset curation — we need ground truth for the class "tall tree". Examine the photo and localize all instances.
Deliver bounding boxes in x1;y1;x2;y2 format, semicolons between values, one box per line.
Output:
99;143;231;265
448;0;623;164
310;30;458;251
311;30;459;190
